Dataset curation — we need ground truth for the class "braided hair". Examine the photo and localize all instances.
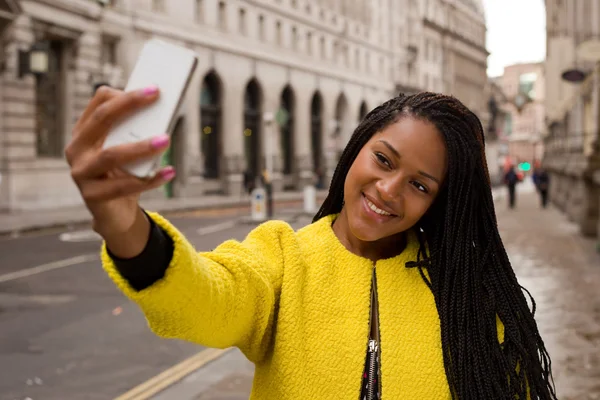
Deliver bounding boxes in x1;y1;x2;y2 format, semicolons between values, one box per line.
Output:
314;92;556;400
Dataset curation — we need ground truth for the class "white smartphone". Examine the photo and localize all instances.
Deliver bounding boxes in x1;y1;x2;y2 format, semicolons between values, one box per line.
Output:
102;39;198;178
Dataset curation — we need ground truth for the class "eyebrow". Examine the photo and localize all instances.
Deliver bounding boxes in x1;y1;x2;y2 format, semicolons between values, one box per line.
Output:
376;139;441;185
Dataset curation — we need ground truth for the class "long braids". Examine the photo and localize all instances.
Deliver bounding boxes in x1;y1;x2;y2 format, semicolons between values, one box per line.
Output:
314;92;557;400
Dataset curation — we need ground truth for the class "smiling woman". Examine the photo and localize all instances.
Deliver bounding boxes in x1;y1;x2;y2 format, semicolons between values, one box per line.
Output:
315;92;557;399
67;87;557;400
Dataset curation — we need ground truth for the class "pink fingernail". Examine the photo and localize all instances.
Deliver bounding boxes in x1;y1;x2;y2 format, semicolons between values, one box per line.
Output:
161;166;176;181
142;85;159;96
151;134;169;148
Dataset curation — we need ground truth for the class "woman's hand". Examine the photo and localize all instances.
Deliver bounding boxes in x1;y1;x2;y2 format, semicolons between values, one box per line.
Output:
65;85;175;255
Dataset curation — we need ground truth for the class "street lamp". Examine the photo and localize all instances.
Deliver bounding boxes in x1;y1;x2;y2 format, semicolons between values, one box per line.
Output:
18;41;50;78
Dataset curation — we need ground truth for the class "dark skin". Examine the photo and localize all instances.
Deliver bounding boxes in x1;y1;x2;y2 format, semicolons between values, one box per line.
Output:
332;117;448;262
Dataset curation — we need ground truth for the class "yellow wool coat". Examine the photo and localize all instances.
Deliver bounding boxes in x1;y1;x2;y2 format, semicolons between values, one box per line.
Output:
102;213;505;399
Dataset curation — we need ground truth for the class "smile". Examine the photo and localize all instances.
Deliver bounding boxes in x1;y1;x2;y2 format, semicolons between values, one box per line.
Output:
366;198;391;216
362;193;397;218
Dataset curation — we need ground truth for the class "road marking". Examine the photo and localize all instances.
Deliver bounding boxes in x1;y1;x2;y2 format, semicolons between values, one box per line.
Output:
58;229;102;242
114;347;232;400
0;254;98;283
59;229;101;242
196;220;237;236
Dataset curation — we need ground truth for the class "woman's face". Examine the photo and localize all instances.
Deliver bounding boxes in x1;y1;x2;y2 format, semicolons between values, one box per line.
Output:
343;117;448;242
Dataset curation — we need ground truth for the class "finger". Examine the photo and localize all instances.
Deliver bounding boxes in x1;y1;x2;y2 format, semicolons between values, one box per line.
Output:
66;87;123;165
80;166;176;202
76;85;160;147
72;134;171;179
74;86;121;133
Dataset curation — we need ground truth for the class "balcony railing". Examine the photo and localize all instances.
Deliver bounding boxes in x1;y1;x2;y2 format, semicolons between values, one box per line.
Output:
545;132;587;155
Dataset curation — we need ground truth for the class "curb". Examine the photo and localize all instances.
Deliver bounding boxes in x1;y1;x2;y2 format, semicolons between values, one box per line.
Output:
114;348;233;400
0;194;327;237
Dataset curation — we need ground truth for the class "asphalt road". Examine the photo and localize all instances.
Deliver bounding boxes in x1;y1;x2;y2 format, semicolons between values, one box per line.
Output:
0;207;306;400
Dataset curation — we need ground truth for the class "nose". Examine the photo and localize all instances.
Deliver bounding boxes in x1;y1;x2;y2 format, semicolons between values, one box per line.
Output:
375;176;404;206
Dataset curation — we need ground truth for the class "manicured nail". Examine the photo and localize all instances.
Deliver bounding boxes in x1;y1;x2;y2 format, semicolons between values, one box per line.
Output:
160;166;176;181
142;85;159;96
151;134;169;149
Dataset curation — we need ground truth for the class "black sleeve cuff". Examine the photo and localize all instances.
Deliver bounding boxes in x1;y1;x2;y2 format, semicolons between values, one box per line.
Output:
107;211;175;291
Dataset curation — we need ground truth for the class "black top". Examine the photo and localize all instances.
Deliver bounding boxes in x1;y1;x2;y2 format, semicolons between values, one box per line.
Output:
107;212;173;291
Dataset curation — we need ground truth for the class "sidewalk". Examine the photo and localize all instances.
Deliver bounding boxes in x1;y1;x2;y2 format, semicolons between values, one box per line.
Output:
0;190;328;236
152;187;600;400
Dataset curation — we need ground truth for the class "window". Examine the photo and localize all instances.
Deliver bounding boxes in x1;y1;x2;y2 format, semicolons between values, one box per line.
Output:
291;26;298;50
333;40;339;63
504;114;513;135
320;36;326;58
306;31;312;55
218;1;227;30
275;20;282;45
36;40;65;158
152;0;165;12
195;0;203;22
101;38;118;65
239;8;246;34
519;72;537;99
258;14;265;40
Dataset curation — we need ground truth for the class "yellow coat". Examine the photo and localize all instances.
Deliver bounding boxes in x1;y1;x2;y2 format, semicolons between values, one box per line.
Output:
102;213;504;399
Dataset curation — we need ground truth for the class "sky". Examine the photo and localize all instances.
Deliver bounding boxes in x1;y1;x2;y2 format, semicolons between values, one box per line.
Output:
482;0;546;77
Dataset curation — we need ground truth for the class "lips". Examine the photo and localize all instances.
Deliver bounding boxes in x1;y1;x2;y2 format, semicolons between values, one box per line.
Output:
362;193;397;217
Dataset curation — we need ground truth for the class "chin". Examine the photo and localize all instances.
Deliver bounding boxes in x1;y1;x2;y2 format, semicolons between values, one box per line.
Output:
348;218;396;242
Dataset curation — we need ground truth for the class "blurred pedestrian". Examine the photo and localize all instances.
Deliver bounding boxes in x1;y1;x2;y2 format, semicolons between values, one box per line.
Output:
504;164;521;209
243;168;255;195
532;165;550;208
66;90;557;399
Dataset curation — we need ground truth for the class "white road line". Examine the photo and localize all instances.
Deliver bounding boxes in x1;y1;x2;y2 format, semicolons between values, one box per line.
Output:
1;220;236;284
0;254;98;283
196;220;237;236
59;229;101;242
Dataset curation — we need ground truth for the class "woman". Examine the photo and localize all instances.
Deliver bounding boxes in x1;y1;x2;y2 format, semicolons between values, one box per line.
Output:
66;87;556;399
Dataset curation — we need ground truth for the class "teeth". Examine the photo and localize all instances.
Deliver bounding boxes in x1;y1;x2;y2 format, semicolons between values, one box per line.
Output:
366;199;391;216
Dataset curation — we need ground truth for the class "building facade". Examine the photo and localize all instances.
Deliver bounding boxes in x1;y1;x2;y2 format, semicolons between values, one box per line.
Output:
543;0;600;238
0;0;488;212
420;0;488;123
497;63;546;171
484;77;508;185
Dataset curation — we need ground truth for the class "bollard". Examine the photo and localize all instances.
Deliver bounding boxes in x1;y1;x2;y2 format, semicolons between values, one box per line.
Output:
303;185;317;214
251;187;267;222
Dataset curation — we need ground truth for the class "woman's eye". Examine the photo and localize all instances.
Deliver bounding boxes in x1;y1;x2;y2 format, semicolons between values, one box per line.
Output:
375;153;391;168
412;181;429;194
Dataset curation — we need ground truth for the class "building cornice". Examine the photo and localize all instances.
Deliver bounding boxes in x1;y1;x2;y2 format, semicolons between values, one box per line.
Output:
423;17;489;56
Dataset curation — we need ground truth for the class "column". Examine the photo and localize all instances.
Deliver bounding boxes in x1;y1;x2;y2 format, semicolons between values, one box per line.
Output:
262;88;284;191
293;90;313;188
221;79;245;195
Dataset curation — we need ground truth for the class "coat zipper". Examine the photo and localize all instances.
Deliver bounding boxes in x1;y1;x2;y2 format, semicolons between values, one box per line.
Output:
367;339;379;400
366;265;380;400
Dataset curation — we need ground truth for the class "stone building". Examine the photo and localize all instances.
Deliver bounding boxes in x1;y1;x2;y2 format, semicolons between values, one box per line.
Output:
543;0;600;238
0;0;489;212
497;63;546;170
484;77;509;185
420;0;488;123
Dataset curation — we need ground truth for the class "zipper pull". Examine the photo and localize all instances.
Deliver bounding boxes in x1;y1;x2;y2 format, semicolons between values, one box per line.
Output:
368;339;378;353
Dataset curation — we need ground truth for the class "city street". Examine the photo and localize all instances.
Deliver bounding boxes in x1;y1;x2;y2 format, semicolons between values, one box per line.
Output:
1;186;600;400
